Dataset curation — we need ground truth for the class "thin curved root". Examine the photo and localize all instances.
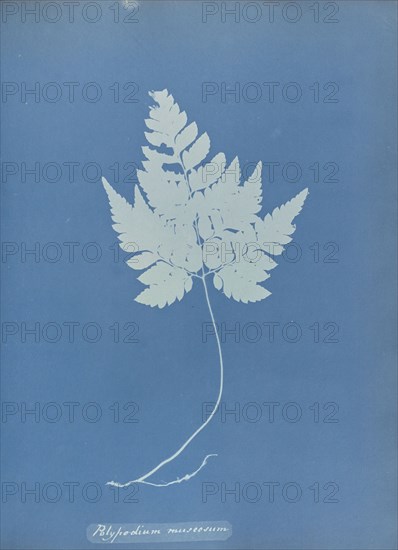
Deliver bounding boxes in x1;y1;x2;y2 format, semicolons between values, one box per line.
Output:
106;453;218;488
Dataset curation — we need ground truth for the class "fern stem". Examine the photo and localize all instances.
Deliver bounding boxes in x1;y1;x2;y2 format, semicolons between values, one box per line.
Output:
107;274;224;487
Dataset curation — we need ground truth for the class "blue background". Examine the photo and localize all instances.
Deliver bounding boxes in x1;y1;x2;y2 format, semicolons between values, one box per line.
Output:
1;1;397;548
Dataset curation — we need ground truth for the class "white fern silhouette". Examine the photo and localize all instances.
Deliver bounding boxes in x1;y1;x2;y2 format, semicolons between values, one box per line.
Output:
103;89;309;488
